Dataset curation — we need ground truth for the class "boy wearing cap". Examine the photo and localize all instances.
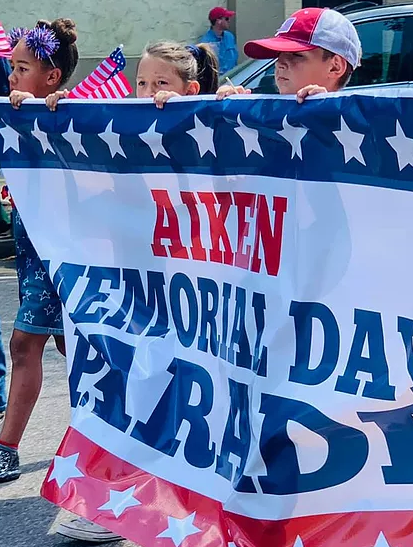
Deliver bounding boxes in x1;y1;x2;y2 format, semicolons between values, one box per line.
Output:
200;6;238;75
217;7;361;102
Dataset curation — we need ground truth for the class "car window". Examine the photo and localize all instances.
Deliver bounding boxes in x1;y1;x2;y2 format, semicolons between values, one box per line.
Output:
351;16;413;86
243;62;277;94
220;59;256;83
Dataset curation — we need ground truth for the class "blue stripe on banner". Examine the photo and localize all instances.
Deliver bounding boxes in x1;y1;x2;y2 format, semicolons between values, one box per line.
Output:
0;95;413;191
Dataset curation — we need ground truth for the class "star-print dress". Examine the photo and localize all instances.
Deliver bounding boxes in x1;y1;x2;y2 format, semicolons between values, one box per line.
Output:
13;209;63;335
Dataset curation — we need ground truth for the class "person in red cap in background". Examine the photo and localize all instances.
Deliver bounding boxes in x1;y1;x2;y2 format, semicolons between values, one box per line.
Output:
217;7;361;101
200;6;238;75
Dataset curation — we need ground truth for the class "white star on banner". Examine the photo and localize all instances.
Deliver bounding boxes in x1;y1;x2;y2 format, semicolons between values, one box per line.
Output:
372;532;395;547
234;114;263;157
31;119;54;154
98;485;141;518
40;290;51;301
386;120;413;171
156;512;201;546
293;536;304;547
187;115;216;157
98;120;126;158
0;120;20;153
139;120;170;159
333;116;366;165
277;115;308;160
62;119;88;157
48;453;84;488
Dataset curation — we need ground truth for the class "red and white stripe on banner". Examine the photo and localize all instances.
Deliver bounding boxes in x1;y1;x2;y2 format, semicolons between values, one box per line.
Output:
41;428;413;547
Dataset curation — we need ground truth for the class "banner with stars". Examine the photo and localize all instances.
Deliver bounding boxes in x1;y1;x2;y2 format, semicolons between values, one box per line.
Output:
1;92;413;547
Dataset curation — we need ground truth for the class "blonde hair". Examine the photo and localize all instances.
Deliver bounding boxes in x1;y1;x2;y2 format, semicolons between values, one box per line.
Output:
138;40;219;93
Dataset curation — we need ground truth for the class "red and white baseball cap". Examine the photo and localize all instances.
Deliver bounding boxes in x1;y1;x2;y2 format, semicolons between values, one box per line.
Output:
209;6;235;21
244;8;361;70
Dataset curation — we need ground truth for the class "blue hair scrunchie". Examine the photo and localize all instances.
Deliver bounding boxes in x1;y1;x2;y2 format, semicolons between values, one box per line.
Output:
186;44;204;62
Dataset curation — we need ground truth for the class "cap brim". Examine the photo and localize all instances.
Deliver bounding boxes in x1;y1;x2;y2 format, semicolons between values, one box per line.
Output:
244;36;316;59
225;10;236;17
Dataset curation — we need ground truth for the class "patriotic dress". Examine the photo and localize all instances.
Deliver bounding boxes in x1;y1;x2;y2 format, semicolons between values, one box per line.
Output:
11;204;63;336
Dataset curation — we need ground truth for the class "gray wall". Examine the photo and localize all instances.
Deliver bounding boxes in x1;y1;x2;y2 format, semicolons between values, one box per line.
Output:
1;0;224;57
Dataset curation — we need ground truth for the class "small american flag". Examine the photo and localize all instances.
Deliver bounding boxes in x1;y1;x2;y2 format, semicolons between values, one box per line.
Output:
0;22;12;59
88;72;133;99
69;46;131;99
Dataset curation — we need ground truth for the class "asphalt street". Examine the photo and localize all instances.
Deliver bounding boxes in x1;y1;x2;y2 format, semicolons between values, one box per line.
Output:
0;257;137;547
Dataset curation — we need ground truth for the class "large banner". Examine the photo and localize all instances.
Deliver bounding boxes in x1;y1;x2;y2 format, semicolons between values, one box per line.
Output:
1;93;413;547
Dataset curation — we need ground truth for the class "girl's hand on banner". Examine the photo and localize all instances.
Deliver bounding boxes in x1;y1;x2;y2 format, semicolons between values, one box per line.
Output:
46;89;70;112
216;84;251;100
9;90;35;110
153;91;181;109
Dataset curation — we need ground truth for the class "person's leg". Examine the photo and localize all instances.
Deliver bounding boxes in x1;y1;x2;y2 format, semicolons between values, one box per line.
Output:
0;318;7;418
0;329;48;446
0;329;48;482
0;209;66;483
54;334;66;357
1;206;62;444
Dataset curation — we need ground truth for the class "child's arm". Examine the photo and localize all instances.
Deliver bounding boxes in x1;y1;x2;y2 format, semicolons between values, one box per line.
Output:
9;90;35;110
216;84;252;100
296;84;328;104
46;89;70;111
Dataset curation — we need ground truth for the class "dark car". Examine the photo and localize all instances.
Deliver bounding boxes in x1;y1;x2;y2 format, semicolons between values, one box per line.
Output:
224;3;413;94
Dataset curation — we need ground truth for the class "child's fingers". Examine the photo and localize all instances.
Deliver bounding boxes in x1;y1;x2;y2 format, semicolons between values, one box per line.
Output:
216;85;233;100
217;85;251;100
45;95;55;111
154;91;175;109
154;94;166;109
46;90;70;111
296;85;319;103
10;95;21;110
46;94;60;111
297;85;327;103
296;90;309;104
216;87;236;100
9;91;34;109
308;86;327;96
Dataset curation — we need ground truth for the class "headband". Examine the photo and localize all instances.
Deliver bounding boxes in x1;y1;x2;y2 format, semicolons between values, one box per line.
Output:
8;25;60;67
